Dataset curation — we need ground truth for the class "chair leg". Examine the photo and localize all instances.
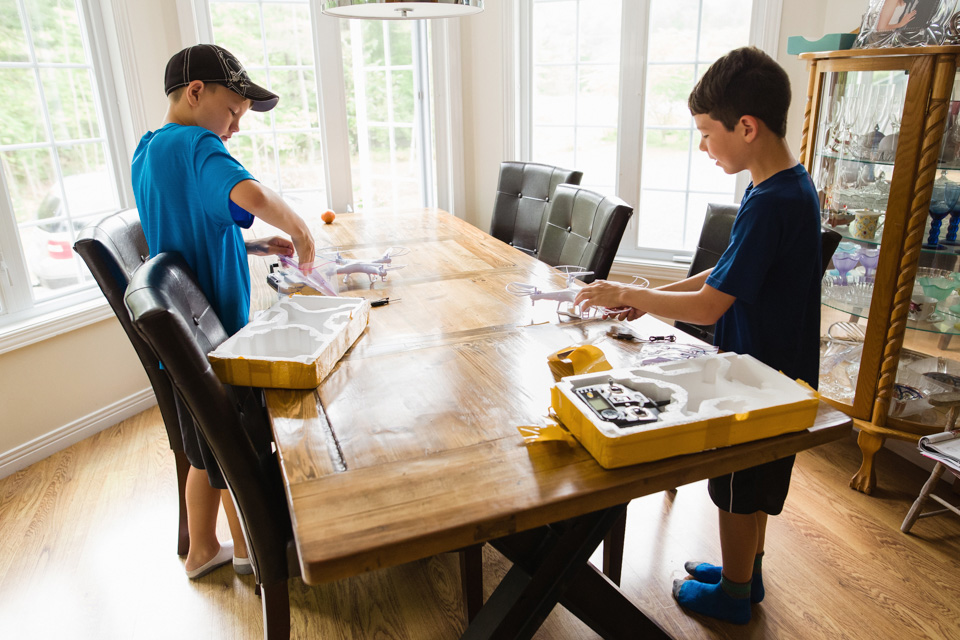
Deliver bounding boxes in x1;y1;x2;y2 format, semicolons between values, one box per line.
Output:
174;450;190;556
902;462;945;533
459;544;484;622
602;505;627;586
260;579;291;640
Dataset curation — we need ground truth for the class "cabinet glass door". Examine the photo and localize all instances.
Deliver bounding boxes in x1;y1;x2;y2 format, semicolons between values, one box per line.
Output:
815;69;906;409
893;72;960;430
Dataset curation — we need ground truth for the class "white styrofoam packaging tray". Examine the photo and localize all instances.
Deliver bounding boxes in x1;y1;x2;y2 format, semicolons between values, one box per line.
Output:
550;352;819;468
207;295;369;389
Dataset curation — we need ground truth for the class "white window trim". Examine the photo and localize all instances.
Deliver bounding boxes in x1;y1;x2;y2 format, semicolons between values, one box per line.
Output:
432;18;466;220
509;0;783;275
0;297;113;355
0;0;136;351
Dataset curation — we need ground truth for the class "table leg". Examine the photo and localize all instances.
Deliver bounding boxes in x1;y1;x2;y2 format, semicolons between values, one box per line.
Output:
460;505;670;640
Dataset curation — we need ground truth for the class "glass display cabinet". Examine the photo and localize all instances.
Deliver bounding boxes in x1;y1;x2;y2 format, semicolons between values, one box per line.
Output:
799;46;960;494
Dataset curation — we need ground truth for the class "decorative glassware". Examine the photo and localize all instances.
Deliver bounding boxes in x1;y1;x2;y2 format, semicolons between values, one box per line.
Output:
942;192;960;246
923;172;960;250
858;247;880;282
917;276;955;323
832;249;860;285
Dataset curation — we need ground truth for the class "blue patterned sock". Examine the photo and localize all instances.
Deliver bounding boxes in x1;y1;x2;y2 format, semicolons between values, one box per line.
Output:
672;576;752;625
683;553;765;603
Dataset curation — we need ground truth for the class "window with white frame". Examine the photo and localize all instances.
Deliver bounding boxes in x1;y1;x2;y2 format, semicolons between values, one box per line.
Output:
522;0;773;263
340;19;430;210
0;0;127;327
201;0;435;216
529;0;622;196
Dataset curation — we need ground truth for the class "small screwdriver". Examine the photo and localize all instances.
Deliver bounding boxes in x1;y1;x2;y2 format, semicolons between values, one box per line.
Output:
370;297;400;307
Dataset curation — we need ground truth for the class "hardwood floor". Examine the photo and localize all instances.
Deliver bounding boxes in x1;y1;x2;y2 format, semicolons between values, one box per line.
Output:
1;406;959;639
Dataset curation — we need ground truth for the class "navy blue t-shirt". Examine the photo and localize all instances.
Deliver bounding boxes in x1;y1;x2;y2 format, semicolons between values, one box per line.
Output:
132;123;255;336
705;164;821;387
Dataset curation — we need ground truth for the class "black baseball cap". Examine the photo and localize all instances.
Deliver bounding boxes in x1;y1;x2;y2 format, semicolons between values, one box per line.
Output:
164;44;279;112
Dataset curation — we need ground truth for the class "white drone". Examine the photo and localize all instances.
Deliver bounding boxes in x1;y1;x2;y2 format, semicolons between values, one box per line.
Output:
328;246;409;283
506;267;649;319
506;266;595;318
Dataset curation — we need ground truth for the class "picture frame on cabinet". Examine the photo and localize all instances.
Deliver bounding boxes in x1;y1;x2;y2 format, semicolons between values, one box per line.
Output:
854;0;958;48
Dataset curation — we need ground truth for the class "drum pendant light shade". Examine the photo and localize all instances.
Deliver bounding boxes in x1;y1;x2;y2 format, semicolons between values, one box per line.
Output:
321;0;484;20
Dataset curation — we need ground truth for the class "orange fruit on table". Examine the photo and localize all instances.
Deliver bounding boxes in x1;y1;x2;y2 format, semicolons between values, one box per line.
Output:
321;209;336;224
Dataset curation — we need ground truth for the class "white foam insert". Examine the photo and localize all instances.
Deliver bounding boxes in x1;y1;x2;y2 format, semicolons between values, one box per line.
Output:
557;353;816;438
210;295;366;365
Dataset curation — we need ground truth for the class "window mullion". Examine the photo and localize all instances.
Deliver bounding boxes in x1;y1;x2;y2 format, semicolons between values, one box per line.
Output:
311;4;353;212
413;21;434;208
0;171;33;314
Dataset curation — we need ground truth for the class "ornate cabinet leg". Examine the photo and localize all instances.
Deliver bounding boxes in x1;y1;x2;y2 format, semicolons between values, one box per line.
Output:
850;429;885;494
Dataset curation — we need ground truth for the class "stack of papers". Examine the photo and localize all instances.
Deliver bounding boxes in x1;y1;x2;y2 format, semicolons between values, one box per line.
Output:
918;430;960;474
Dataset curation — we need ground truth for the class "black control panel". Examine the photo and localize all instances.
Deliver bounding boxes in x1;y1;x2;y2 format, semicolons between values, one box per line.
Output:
574;379;667;428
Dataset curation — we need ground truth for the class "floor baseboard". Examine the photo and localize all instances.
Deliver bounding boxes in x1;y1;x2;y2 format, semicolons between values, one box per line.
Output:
0;388;156;479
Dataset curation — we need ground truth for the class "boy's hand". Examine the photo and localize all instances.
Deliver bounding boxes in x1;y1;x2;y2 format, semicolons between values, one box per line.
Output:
575;279;630;311
603;307;646;322
246;236;295;257
576;280;645;320
292;232;315;273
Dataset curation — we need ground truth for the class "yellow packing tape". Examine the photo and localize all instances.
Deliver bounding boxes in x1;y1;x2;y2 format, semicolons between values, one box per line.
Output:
547;344;612;381
517;417;577;445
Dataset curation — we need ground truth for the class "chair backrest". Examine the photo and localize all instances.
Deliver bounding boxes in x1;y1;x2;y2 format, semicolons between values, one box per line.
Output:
688;203;739;280
674;202;842;344
489;161;583;257
536;184;634;282
73;209;183;452
125;252;295;585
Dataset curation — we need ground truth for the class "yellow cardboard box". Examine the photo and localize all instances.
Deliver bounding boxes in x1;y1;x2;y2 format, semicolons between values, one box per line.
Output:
551;353;819;468
208;296;369;389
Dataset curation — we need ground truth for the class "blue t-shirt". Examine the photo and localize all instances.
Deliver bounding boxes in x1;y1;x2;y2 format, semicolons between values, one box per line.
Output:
705;164;822;387
131;123;255;336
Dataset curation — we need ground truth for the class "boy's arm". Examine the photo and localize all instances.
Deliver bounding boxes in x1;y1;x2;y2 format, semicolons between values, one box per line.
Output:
575;276;734;326
229;179;315;268
655;268;712;293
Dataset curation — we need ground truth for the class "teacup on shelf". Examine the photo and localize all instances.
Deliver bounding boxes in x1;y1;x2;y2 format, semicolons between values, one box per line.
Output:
851;210;882;240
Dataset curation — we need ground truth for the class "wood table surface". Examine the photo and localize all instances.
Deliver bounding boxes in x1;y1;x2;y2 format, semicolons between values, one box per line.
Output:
253;208;852;587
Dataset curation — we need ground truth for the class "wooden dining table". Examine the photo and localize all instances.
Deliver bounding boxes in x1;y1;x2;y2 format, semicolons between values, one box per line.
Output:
251;207;852;639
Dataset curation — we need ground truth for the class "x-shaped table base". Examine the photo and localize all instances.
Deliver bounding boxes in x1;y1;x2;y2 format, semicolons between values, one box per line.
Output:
460;504;671;640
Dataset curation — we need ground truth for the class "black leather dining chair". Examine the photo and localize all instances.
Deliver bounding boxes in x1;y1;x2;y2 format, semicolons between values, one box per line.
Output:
673;203;842;344
126;252;300;639
126;252;485;638
673;203;739;344
489;161;583;257
536;184;634;282
73;209;190;556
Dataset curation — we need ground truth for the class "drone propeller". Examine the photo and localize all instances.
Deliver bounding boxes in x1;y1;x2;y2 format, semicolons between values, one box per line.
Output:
554;265;594;287
378;246;411;262
626;275;650;288
505;282;541;296
317;245;345;264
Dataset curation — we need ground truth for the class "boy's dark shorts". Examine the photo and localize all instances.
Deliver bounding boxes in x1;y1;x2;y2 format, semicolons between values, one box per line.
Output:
175;392;227;490
708;454;796;515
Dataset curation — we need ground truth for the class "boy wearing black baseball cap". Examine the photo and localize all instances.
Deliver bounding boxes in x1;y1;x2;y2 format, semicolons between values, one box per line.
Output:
131;43;316;580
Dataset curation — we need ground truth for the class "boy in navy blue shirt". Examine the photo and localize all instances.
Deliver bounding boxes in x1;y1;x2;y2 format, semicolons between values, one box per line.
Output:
576;47;821;625
132;44;316;579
